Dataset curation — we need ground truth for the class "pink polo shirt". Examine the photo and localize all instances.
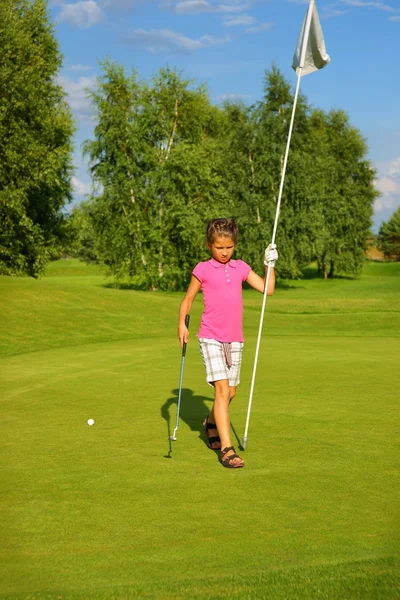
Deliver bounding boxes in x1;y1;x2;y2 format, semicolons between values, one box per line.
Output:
192;258;252;343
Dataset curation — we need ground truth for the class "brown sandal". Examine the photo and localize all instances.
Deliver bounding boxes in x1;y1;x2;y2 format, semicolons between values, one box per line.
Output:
219;446;244;468
202;415;221;450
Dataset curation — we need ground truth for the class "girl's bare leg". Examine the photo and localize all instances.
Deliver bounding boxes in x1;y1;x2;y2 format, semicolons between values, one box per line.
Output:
209;385;236;421
211;380;243;466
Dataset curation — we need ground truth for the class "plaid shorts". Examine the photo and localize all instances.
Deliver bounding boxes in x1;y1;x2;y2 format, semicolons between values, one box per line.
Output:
198;338;244;387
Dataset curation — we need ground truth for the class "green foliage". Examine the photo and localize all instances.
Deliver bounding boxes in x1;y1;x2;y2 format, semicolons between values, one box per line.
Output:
82;63;377;288
0;0;75;277
312;110;377;278
84;62;232;289
379;207;400;260
62;202;98;263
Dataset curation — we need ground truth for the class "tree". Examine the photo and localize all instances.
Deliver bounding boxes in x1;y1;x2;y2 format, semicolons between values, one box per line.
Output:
82;62;378;287
379;207;400;260
0;0;75;277
313;110;377;278
222;68;377;280
84;62;232;289
63;202;98;263
224;67;319;279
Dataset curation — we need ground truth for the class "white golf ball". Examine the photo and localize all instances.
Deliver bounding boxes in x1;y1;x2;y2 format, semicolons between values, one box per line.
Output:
87;419;95;426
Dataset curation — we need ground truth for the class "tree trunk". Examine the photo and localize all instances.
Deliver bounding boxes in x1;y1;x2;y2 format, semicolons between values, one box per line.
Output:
317;255;327;279
165;98;179;161
158;205;164;278
328;260;334;279
319;255;327;279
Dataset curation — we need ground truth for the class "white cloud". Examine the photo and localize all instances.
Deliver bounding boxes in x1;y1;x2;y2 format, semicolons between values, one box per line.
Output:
121;28;230;52
58;1;104;28
72;176;91;195
100;0;150;10
374;156;400;214
218;2;251;12
388;157;400;176
339;0;394;12
389;15;400;20
101;0;141;6
324;10;348;17
321;4;348;17
246;21;272;33
163;1;251;14
223;14;255;26
375;176;400;197
172;0;215;12
59;75;97;122
374;195;399;213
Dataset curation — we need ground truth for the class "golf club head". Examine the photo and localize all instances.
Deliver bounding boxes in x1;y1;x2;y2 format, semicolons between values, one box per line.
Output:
169;435;177;441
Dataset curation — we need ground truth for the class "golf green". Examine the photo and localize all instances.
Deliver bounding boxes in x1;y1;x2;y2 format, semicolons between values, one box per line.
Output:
1;260;399;599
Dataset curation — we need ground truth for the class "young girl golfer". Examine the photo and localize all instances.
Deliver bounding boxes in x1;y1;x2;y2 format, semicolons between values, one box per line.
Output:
178;218;278;468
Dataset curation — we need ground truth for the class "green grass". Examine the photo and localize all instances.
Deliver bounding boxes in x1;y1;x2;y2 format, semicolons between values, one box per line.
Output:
1;259;399;599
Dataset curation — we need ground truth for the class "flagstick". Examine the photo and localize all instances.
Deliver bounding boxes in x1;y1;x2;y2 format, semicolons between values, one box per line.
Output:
242;0;324;448
241;72;303;449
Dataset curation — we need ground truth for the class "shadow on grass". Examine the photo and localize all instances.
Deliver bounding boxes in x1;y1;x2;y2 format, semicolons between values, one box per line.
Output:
301;267;356;281
102;282;147;291
161;388;244;458
274;281;304;291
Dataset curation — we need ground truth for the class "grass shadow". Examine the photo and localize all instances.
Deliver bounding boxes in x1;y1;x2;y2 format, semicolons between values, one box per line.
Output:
301;267;356;281
231;421;244;452
161;389;246;457
102;282;147;291
275;281;304;291
161;388;214;457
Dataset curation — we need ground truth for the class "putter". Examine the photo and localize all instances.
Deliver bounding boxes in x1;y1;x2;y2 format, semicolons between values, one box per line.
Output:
170;314;190;441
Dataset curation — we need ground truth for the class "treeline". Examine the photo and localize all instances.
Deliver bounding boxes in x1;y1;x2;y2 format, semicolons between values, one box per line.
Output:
74;61;377;289
1;1;389;286
378;207;400;259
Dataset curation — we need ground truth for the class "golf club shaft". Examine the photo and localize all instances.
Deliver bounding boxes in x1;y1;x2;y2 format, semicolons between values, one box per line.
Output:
170;314;190;440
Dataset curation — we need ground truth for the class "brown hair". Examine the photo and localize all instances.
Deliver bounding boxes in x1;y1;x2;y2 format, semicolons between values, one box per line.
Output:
206;218;238;245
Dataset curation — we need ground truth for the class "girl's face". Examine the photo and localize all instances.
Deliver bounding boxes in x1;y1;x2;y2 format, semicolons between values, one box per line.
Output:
208;236;235;264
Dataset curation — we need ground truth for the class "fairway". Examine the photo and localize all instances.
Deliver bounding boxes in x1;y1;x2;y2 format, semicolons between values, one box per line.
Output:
1;261;399;599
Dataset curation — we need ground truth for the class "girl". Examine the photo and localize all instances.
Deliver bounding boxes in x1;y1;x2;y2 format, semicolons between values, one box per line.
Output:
178;218;278;468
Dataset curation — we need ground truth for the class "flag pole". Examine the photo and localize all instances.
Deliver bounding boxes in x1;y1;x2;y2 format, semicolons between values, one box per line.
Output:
242;1;314;449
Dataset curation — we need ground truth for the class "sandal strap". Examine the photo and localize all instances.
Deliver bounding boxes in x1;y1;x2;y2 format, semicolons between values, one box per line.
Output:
205;422;218;431
208;436;221;444
203;416;218;431
223;453;240;462
220;446;235;457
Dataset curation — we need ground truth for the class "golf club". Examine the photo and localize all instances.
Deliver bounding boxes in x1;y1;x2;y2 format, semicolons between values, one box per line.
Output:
170;314;190;441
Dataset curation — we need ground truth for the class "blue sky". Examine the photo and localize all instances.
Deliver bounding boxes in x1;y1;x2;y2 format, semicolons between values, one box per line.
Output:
49;0;400;232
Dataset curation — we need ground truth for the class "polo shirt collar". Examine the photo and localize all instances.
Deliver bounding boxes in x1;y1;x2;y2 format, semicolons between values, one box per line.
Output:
210;258;237;269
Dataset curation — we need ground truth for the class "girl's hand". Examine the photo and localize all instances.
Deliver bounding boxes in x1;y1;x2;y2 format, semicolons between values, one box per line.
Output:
178;325;189;349
264;243;278;267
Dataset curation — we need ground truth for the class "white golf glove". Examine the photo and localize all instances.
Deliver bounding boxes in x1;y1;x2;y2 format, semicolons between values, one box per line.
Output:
264;243;278;267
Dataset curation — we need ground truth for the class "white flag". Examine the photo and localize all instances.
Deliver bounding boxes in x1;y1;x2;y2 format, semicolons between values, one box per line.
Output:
292;0;330;76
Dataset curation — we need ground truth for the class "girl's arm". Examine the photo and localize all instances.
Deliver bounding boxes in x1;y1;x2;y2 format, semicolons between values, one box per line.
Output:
178;276;201;347
246;266;275;295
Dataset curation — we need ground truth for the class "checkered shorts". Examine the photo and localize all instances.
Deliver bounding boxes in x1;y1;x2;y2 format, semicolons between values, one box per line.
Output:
198;338;244;387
